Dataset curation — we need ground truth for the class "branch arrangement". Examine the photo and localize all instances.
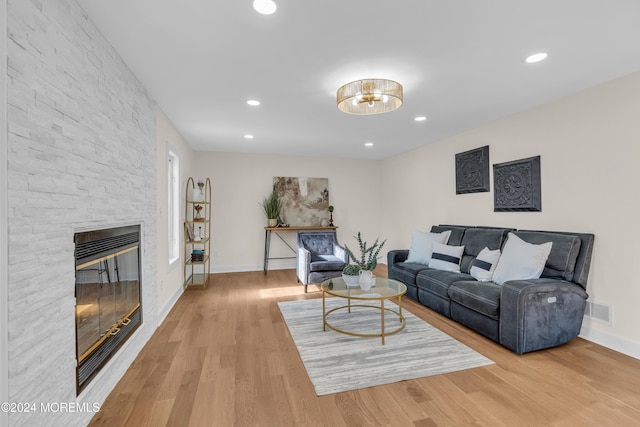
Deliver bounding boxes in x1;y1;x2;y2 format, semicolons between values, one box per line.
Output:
342;232;386;272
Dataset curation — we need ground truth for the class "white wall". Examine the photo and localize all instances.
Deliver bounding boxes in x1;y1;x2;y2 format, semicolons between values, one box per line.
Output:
381;71;640;359
156;108;194;319
193;152;384;272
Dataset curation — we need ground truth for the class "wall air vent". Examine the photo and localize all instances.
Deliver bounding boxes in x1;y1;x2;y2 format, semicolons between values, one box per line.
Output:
584;300;612;324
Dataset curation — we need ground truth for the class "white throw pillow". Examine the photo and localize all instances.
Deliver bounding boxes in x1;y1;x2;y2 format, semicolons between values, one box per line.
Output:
405;230;452;265
492;233;553;285
470;247;501;282
428;242;465;272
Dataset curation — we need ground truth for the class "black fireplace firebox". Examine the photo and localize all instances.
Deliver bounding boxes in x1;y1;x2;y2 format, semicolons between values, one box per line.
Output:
74;225;142;394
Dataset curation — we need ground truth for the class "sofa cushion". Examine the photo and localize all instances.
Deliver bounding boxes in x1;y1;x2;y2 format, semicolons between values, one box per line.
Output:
430;225;467;246
405;229;451;265
448;280;501;319
470;247;501;282
459;227;511;274
514;231;581;281
428;243;465;273
309;254;346;272
416;269;473;299
492;233;553;285
391;262;428;286
461;228;508;255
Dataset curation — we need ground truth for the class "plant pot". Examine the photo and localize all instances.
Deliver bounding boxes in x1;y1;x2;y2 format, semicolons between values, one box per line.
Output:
268;218;278;227
342;273;360;287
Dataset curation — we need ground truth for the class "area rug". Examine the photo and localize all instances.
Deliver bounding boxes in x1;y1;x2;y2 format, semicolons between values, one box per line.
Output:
278;297;494;395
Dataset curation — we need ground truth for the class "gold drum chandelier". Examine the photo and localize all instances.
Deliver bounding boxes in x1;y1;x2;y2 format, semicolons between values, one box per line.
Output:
336;79;403;115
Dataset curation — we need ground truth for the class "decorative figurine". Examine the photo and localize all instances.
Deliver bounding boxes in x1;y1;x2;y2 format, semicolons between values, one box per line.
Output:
194;204;203;221
197;180;205;200
192;180;205;201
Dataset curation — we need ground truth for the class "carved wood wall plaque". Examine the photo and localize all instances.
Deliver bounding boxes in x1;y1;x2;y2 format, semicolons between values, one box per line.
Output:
493;156;541;212
455;145;490;194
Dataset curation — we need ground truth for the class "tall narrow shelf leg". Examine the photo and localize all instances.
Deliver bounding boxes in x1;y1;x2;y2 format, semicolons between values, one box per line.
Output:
264;229;271;274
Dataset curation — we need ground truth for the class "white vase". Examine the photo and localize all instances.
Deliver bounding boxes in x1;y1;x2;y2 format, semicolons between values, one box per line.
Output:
192;188;204;201
358;270;374;291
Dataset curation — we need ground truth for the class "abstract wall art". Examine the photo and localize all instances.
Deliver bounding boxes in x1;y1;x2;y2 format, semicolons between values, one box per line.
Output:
273;177;330;226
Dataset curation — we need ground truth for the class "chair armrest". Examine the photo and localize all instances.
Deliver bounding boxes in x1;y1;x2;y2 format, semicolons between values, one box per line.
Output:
501;278;588;301
334;244;347;263
297;247;311;284
499;278;588;353
387;250;409;266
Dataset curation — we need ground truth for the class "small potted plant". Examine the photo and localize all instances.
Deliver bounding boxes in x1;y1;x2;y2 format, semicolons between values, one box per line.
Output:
341;232;386;287
261;191;283;227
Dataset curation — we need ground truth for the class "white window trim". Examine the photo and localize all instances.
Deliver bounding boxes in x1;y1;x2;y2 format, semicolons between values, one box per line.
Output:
167;149;180;266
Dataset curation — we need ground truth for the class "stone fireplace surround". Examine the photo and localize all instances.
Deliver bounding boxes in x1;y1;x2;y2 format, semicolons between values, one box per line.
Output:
5;1;161;426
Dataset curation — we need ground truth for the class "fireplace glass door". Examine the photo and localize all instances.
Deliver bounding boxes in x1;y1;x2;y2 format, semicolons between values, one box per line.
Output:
74;225;142;393
75;246;140;359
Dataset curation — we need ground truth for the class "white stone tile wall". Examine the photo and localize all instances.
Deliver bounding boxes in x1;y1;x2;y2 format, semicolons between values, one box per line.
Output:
6;1;158;425
1;0;10;425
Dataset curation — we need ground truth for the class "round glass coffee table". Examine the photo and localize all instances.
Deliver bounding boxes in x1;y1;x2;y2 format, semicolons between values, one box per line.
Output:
320;276;407;344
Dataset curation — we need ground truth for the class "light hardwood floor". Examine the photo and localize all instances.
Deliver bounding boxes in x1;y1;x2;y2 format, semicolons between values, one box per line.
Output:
89;267;640;426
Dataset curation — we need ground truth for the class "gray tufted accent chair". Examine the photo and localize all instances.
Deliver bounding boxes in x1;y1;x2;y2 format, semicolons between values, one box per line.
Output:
296;231;347;292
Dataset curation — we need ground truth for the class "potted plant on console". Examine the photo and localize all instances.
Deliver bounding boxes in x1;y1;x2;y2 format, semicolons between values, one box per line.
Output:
341;232;386;290
261;191;283;228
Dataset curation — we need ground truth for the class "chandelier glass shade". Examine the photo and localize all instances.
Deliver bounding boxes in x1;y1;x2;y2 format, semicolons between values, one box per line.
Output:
337;79;403;115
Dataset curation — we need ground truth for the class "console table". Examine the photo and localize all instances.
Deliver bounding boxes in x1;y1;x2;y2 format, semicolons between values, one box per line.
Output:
263;226;338;274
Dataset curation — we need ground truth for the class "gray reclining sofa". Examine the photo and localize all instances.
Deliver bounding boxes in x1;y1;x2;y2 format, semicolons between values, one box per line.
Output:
388;225;594;354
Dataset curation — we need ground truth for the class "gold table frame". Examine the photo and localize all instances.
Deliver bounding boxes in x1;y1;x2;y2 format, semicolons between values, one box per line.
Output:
321;277;407;344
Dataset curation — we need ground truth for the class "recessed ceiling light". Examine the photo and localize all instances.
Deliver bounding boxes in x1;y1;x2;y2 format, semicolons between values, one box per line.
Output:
253;0;277;15
244;134;254;139
364;142;374;147
414;116;427;122
525;52;548;63
247;100;260;106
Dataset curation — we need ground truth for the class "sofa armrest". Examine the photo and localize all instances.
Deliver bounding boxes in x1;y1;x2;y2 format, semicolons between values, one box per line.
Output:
296;247;311;284
387;249;409;266
499;278;588;353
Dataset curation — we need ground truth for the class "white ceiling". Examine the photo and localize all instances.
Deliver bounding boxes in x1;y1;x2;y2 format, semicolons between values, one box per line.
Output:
80;0;640;160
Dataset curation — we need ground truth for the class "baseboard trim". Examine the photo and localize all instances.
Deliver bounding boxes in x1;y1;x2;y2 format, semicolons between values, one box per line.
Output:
580;323;640;360
212;261;295;274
